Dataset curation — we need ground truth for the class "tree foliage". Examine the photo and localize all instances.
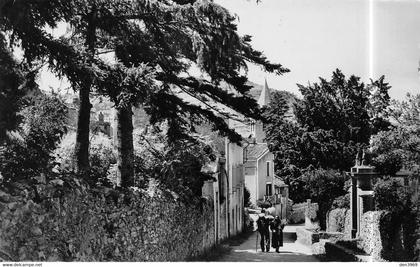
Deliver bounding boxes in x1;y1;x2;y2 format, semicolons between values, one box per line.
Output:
1;0;288;186
296;69;390;144
299;168;348;229
371;94;420;175
390;93;420;129
0;34;36;143
54;132;117;186
133;126;216;201
374;177;411;214
0;92;68;182
373;176;418;261
370;94;420;261
265;69;391;203
267;69;392;173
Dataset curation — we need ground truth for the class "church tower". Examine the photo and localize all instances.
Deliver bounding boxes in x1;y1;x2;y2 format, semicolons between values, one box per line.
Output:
252;79;271;143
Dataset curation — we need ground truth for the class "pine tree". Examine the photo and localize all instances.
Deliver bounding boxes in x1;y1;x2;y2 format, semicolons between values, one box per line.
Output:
1;1;98;176
1;0;289;187
0;33;39;144
0;34;25;143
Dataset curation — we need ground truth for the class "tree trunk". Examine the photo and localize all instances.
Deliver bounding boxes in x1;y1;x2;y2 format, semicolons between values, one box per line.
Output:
75;7;96;175
74;86;91;175
116;105;134;187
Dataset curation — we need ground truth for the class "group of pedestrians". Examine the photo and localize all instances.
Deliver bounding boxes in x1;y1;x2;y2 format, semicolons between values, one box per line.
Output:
256;209;285;253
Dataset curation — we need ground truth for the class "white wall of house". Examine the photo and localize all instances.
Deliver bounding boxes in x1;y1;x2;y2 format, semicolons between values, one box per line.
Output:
225;140;245;237
256;152;275;200
244;167;257;205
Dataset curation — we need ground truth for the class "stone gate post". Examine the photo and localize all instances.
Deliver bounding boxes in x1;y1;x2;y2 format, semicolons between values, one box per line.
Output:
349;151;376;238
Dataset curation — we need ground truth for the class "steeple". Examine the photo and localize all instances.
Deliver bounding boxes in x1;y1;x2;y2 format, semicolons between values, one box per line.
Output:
252;79;271;143
257;78;271;107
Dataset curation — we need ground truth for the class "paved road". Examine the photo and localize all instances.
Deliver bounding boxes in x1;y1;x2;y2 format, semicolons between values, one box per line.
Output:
216;225;320;262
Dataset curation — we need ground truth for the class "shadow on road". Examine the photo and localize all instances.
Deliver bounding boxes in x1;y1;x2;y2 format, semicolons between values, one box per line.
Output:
283;232;297;243
218;249;319;262
213;228;319;262
193;224;319;262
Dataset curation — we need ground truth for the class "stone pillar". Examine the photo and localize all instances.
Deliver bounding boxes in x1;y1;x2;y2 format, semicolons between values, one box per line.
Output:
349;152;376;238
112;108;118;149
350;175;358;238
305;199;320;230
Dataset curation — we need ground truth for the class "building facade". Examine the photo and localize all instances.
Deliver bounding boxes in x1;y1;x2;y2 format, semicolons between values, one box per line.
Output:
229;80;289;217
202;147;245;243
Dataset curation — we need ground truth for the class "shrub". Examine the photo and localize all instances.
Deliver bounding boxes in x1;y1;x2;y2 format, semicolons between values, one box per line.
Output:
300;168;349;230
373;177;410;214
133;127;216;201
331;193;350;209
373;177;418;260
0;36;29;143
54;132;116;186
0;92;67;182
370;127;420;176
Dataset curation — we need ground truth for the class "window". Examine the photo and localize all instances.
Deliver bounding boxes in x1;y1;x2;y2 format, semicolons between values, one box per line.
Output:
236;206;238;231
266;161;270;176
266;184;272;196
218;172;225;203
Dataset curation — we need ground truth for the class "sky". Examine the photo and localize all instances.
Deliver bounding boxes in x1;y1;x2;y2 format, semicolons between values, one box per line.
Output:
37;0;420;100
215;0;420;100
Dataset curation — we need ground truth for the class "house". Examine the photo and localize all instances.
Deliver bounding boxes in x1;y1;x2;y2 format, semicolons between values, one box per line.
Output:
201;127;245;242
228;80;289;217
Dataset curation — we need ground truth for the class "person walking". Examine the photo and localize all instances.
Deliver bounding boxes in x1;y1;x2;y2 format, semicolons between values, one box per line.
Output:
270;216;285;253
256;209;271;252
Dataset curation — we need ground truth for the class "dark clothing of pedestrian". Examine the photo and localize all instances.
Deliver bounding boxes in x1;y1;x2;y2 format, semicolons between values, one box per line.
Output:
256;215;271;252
270;217;284;253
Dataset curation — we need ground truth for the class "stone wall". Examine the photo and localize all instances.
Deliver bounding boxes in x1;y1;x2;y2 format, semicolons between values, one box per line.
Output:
326;208;351;238
358;211;384;261
296;228;319;246
324;209;416;261
286;199;293;219
305;201;319;229
359;210;415;261
0;177;215;261
326;208;347;232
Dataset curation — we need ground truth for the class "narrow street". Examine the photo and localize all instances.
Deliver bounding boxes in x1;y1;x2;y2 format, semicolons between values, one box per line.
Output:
216;225;320;262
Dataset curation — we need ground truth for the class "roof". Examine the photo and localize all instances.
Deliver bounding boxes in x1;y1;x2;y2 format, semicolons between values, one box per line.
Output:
245;143;269;160
274;175;288;187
